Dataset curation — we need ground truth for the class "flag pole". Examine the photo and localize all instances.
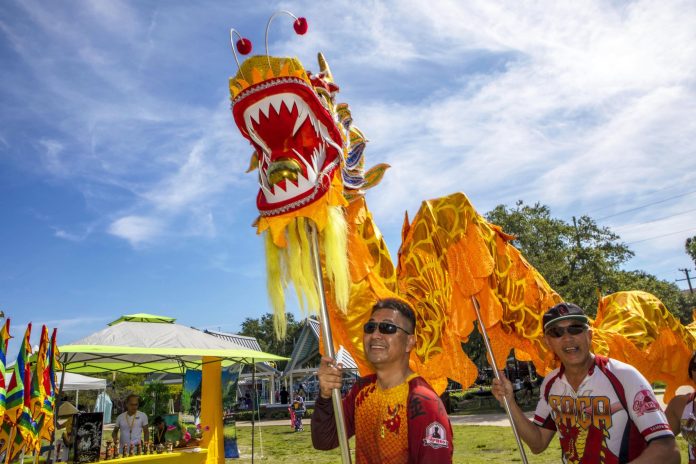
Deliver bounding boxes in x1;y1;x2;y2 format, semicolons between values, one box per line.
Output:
308;221;352;464
4;425;17;464
471;296;529;464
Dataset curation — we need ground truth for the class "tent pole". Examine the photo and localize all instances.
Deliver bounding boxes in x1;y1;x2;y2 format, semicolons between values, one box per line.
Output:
308;222;351;464
471;296;529;464
251;359;255;464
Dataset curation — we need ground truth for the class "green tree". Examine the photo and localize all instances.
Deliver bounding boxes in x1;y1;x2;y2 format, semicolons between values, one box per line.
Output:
687;236;696;266
239;313;303;370
141;381;172;418
485;201;633;315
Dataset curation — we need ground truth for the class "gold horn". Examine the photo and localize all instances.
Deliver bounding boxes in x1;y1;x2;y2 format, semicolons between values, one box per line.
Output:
317;52;334;82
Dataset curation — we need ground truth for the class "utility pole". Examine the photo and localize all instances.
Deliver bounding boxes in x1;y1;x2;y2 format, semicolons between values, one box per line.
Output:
678;268;694;294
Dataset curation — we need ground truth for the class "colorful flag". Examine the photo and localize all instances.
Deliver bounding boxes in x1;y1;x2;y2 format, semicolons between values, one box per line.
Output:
30;325;52;450
0;421;26;462
3;323;36;457
39;328;58;443
5;323;32;424
0;319;10;427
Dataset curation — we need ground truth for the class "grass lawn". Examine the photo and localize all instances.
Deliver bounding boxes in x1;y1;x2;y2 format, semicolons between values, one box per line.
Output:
228;424;690;463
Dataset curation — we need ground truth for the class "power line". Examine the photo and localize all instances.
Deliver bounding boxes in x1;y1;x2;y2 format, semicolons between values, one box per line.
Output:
612;208;696;231
678;268;694;294
625;227;696;245
597;189;696;221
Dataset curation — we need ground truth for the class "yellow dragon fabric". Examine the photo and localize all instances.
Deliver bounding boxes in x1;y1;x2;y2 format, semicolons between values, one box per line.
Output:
230;51;695;396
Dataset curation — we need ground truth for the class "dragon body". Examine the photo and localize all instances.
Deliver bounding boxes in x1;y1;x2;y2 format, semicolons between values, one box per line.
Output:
230;52;695;397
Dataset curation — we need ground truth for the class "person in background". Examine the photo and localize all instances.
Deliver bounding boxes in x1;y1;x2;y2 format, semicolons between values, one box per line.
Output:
292;393;306;432
665;351;696;464
152;416;166;446
280;387;289;404
112;394;149;453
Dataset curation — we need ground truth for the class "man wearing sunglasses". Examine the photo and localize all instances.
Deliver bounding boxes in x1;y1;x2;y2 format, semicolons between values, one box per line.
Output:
492;302;679;463
311;298;453;463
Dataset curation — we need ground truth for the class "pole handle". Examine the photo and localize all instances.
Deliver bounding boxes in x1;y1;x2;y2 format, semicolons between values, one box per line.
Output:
471;296;529;464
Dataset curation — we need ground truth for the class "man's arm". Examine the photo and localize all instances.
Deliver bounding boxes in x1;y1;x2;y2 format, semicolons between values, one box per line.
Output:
664;393;687;435
310;356;355;450
112;418;120;443
628;436;680;464
491;374;555;454
143;417;150;442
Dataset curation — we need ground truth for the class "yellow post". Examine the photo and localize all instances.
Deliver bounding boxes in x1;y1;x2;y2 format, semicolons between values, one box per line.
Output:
200;357;224;464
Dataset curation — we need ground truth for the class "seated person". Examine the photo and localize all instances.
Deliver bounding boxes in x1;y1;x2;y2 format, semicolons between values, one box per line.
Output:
152;416;166;445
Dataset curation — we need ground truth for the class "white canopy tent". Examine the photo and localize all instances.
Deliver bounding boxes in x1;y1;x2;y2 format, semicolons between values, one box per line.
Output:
57;372;107;391
57;372;107;410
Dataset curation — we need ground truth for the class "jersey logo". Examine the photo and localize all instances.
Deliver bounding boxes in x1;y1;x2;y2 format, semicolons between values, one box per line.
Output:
632;389;660;416
422;421;448;449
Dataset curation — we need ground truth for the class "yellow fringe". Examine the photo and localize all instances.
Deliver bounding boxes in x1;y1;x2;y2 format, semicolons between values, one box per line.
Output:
264;208;349;338
265;232;287;339
322;206;350;312
297;218;320;311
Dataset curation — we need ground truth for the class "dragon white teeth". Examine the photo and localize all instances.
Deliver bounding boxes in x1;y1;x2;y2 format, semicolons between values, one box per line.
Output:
292;105;309;136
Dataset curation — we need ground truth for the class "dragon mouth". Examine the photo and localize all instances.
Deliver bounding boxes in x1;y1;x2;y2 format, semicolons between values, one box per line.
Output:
233;79;343;215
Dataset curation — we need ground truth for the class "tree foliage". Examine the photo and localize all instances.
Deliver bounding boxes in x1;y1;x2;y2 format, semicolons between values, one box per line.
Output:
239;313;303;370
687;236;696;267
140;381;172;418
485;200;695;321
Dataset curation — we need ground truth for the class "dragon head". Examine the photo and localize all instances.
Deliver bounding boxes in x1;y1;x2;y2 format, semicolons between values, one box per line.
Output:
231;55;345;218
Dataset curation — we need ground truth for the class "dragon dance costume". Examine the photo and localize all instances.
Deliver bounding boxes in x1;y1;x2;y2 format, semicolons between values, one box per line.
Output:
312;373;452;463
227;15;696;462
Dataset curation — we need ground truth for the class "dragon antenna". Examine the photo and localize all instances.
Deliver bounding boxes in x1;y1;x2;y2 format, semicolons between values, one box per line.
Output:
265;10;308;69
230;28;253;81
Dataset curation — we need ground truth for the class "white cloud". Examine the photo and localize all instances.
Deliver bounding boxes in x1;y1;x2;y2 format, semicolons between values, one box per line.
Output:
2;0;695;285
108;215;163;246
38;138;67;176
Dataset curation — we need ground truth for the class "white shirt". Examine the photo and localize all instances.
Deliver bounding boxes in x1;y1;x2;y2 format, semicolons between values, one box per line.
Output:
115;411;148;448
533;356;672;463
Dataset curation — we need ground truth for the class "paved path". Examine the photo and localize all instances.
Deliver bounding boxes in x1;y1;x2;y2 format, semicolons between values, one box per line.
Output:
235;391;671;428
235;411;535;428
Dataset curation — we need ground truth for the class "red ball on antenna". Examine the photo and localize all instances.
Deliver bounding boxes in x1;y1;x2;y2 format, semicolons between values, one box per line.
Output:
236;38;253;55
293;17;308;35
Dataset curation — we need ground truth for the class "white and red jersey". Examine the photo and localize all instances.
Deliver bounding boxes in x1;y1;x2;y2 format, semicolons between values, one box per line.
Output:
533;355;672;463
680;391;696;463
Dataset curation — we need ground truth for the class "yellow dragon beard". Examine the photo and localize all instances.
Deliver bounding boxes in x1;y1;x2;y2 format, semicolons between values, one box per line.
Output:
264;206;349;339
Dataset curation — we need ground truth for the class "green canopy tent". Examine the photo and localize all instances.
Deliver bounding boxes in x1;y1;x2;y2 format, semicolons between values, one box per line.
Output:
59;313;286;373
57;313;285;464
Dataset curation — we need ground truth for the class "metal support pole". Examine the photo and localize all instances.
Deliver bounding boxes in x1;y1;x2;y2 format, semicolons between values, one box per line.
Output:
309;222;352;464
471;296;529;464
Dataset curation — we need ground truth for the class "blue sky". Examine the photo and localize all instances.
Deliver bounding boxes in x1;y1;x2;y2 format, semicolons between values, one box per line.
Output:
1;0;695;357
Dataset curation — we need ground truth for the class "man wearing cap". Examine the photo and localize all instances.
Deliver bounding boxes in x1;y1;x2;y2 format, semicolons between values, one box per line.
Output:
492;302;679;463
311;298;453;463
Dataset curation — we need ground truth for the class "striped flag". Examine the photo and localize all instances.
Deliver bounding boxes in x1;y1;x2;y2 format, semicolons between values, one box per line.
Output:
0;319;10;426
31;325;52;450
5;323;32;424
3;323;36;458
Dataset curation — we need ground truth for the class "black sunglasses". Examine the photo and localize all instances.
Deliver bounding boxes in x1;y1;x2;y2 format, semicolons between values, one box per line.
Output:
363;321;412;335
545;324;588;338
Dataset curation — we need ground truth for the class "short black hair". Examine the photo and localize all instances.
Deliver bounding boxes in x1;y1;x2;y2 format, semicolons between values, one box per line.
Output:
153;416;164;425
125;394;140;405
371;298;416;333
